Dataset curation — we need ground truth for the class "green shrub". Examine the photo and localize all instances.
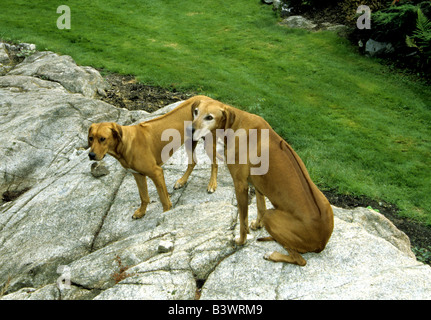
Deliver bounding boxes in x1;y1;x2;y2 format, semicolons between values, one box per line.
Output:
283;0;386;12
372;4;418;44
370;3;431;74
412;246;431;264
346;1;431;76
406;8;431;66
340;0;388;23
280;0;340;13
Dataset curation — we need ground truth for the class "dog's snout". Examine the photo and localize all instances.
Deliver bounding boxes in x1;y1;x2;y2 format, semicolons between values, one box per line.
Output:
89;152;96;160
186;125;195;137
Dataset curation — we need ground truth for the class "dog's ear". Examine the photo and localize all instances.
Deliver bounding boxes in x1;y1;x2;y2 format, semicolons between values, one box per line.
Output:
222;106;236;130
191;100;200;118
88;124;96;147
88;123;95;135
110;123;123;142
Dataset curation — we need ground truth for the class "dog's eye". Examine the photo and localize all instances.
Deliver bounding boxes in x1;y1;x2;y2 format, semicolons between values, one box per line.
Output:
100;137;106;142
193;109;198;116
89;137;93;142
205;115;214;121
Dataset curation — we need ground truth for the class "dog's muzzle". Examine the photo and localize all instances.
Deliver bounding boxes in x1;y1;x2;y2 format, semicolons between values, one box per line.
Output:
89;152;97;161
186;125;195;139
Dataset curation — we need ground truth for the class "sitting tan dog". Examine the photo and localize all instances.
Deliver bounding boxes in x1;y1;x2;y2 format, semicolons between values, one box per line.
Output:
190;97;334;266
88;96;218;219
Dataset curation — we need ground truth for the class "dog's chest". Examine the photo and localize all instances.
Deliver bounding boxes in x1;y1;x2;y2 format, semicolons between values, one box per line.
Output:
117;157;142;175
119;161;141;175
125;167;141;175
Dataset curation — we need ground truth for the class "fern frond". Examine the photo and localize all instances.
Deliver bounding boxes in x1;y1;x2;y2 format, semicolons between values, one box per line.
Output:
406;35;418;49
413;8;431;37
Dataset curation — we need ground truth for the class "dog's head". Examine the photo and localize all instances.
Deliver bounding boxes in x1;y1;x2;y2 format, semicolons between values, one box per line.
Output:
190;99;235;140
87;122;123;161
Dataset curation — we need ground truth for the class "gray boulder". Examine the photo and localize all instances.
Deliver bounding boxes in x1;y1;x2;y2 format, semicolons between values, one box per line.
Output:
0;43;10;65
0;43;12;75
8;51;109;97
0;74;131;201
279;16;317;30
201;206;428;300
1;48;431;300
365;38;394;57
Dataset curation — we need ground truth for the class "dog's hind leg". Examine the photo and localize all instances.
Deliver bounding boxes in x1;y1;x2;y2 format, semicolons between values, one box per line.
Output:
261;208;308;266
264;249;306;266
149;166;172;212
132;173;150;219
250;189;266;230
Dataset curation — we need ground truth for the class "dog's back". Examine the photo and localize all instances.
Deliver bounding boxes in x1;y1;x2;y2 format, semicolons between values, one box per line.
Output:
247;115;334;248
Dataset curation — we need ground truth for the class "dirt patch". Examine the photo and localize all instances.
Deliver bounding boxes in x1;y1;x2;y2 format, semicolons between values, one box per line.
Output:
98;73;431;265
289;4;346;27
100;73;195;113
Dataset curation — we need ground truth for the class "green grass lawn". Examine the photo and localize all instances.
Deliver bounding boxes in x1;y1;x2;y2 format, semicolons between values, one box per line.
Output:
1;0;430;225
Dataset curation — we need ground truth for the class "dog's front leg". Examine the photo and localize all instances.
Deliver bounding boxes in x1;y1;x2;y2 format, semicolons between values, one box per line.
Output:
132;173;150;219
174;163;196;189
230;166;250;245
234;181;250;245
206;132;218;193
174;139;197;190
150;166;173;212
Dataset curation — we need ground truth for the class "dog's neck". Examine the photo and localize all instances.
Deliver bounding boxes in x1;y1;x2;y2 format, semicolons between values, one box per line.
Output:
107;126;130;166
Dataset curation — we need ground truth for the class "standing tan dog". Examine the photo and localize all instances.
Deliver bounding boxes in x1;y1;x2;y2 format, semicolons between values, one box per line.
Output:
191;97;334;266
88;95;218;219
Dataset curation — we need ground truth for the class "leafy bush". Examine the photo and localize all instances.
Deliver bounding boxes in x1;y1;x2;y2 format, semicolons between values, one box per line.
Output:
285;0;339;7
279;0;340;15
412;246;431;264
283;0;386;12
372;4;418;44
368;3;431;74
339;1;431;76
279;1;431;76
406;8;431;68
340;0;388;23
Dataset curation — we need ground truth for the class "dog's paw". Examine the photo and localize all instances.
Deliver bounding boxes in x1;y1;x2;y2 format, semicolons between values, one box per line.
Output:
250;219;263;230
264;252;274;260
173;180;185;190
163;203;173;212
207;186;216;194
234;234;253;246
132;209;145;219
234;236;245;246
207;181;217;194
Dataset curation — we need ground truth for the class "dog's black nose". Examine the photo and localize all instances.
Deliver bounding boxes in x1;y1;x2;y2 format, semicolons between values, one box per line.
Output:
89;152;96;160
186;125;195;137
